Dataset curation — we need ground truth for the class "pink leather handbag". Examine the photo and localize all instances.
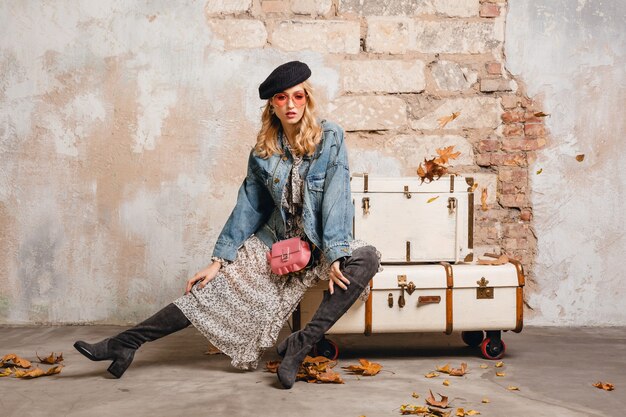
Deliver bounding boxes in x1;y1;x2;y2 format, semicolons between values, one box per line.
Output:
266;237;312;276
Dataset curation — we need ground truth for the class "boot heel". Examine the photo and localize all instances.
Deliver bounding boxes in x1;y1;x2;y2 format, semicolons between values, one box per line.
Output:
107;355;133;379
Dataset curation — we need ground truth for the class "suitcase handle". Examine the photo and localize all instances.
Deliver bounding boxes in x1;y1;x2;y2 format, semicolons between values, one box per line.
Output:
418;295;441;304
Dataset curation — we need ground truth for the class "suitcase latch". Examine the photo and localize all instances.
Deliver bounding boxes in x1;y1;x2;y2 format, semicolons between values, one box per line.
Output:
404;185;412;199
448;197;457;214
362;197;370;215
396;275;415;308
476;277;494;299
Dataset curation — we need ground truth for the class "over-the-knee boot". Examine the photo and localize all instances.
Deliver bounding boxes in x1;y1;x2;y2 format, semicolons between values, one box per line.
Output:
277;246;379;389
73;302;191;378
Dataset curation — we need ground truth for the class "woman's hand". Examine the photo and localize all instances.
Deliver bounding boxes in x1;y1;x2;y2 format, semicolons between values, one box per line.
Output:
185;261;222;294
328;259;350;295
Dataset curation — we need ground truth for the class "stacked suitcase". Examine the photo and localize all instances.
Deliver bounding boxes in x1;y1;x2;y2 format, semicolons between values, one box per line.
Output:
292;173;525;360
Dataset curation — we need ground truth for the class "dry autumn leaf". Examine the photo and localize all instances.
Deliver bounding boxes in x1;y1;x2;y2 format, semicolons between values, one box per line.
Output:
417;157;448;184
456;409;465;417
536;168;543;175
316;367;344;384
400;404;430;415
265;361;280;373
426;390;449;408
495;361;504;368
534;111;550;117
204;345;222;355
496;372;506;377
412;392;420;399
0;368;11;377
576;154;585;162
593;381;614;391
343;359;382;376
477;254;509;266
296;355;344;384
14;365;63;379
479;365;488;369
481;188;488;211
425;371;440;378
438;112;461;128
427;196;440;204
469;182;479;193
37;352;64;365
1;354;31;368
434;146;462;165
507;386;520;391
481;398;490;404
443;380;450;386
466;411;481;416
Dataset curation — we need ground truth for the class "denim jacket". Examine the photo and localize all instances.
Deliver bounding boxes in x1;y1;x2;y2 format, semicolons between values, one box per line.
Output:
212;119;353;264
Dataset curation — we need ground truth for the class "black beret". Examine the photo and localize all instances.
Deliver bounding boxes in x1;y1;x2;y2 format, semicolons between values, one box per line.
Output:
259;61;311;100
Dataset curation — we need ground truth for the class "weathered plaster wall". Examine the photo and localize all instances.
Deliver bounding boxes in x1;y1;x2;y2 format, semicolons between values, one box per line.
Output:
506;0;626;325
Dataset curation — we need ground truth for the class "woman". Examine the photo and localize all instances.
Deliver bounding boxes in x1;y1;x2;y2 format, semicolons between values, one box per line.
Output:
73;61;380;389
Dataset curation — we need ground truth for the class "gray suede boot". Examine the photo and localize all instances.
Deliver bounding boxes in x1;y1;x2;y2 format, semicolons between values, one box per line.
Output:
74;303;191;378
277;246;379;389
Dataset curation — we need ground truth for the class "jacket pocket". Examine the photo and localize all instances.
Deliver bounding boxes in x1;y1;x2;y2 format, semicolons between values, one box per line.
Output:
307;175;326;192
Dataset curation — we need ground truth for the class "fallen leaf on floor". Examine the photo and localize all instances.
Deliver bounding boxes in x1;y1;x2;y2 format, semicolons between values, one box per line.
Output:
204;345;222;355
593;381;614;391
316;367;344;383
466;411;481;416
496;372;506;377
457;409;480;417
481;398;490;404
576;154;585;162
536;168;543;175
456;409;465;417
400;404;429;415
426;390;449;408
1;354;31;368
297;356;344;384
507;386;520;391
479;365;488;369
412;392;420;399
437;364;451;373
428;405;452;416
265;361;280;373
0;368;12;377
427;196;440;204
342;359;382;376
437;363;467;376
14;365;63;379
425;372;440;378
37;352;64;364
437;112;461;129
443;380;450;386
495;361;504;368
481;188;488;211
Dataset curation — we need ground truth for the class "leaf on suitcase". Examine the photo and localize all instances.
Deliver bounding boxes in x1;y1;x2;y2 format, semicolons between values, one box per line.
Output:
0;354;31;368
343;358;382;376
417;157;448;184
400;404;430;415
264;360;280;373
426;390;449;408
427;196;440;204
437;112;461;128
477;254;509;266
37;352;64;364
593;381;614;391
481;188;488;211
425;371;440;378
434;146;461;165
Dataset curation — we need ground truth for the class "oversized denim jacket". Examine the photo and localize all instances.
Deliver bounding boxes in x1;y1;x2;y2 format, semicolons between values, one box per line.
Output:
212;119;353;265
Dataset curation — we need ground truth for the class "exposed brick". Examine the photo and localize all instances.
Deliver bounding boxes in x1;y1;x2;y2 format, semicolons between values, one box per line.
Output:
478;138;500;152
524;111;545;123
366;17;411;54
499;167;528;183
502;138;547;151
503;124;523;137
271;20;360;54
486;62;502;75
330;96;407;131
524;123;546;137
499;193;527;208
261;0;289;13
501;110;524;123
480;77;513;92
291;0;332;15
501;95;520;109
520;210;532;222
205;0;252;15
502;237;527;250
503;222;530;238
342;60;426;93
491;152;527;167
476;153;492;166
412;20;501;54
207;20;267;49
480;3;500;17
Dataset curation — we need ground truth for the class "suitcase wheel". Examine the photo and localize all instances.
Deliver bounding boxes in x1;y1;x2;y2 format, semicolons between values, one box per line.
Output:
461;331;484;348
480;337;506;360
311;338;339;360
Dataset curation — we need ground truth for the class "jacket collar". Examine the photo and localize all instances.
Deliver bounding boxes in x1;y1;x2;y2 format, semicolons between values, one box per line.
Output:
277;120;325;160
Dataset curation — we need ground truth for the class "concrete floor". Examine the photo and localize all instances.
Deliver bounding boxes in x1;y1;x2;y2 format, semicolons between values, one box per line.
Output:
1;325;624;417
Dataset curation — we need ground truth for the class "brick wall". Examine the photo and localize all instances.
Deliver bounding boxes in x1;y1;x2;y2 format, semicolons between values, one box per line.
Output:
206;0;544;282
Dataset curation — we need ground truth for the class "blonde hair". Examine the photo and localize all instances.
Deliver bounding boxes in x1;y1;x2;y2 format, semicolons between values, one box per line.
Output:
254;81;323;159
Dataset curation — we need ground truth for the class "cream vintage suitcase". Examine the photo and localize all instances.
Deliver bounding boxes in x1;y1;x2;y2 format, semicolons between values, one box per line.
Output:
351;173;474;263
293;259;525;360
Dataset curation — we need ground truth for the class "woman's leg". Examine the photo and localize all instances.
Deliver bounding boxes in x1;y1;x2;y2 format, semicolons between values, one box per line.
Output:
73;302;191;378
277;246;380;389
